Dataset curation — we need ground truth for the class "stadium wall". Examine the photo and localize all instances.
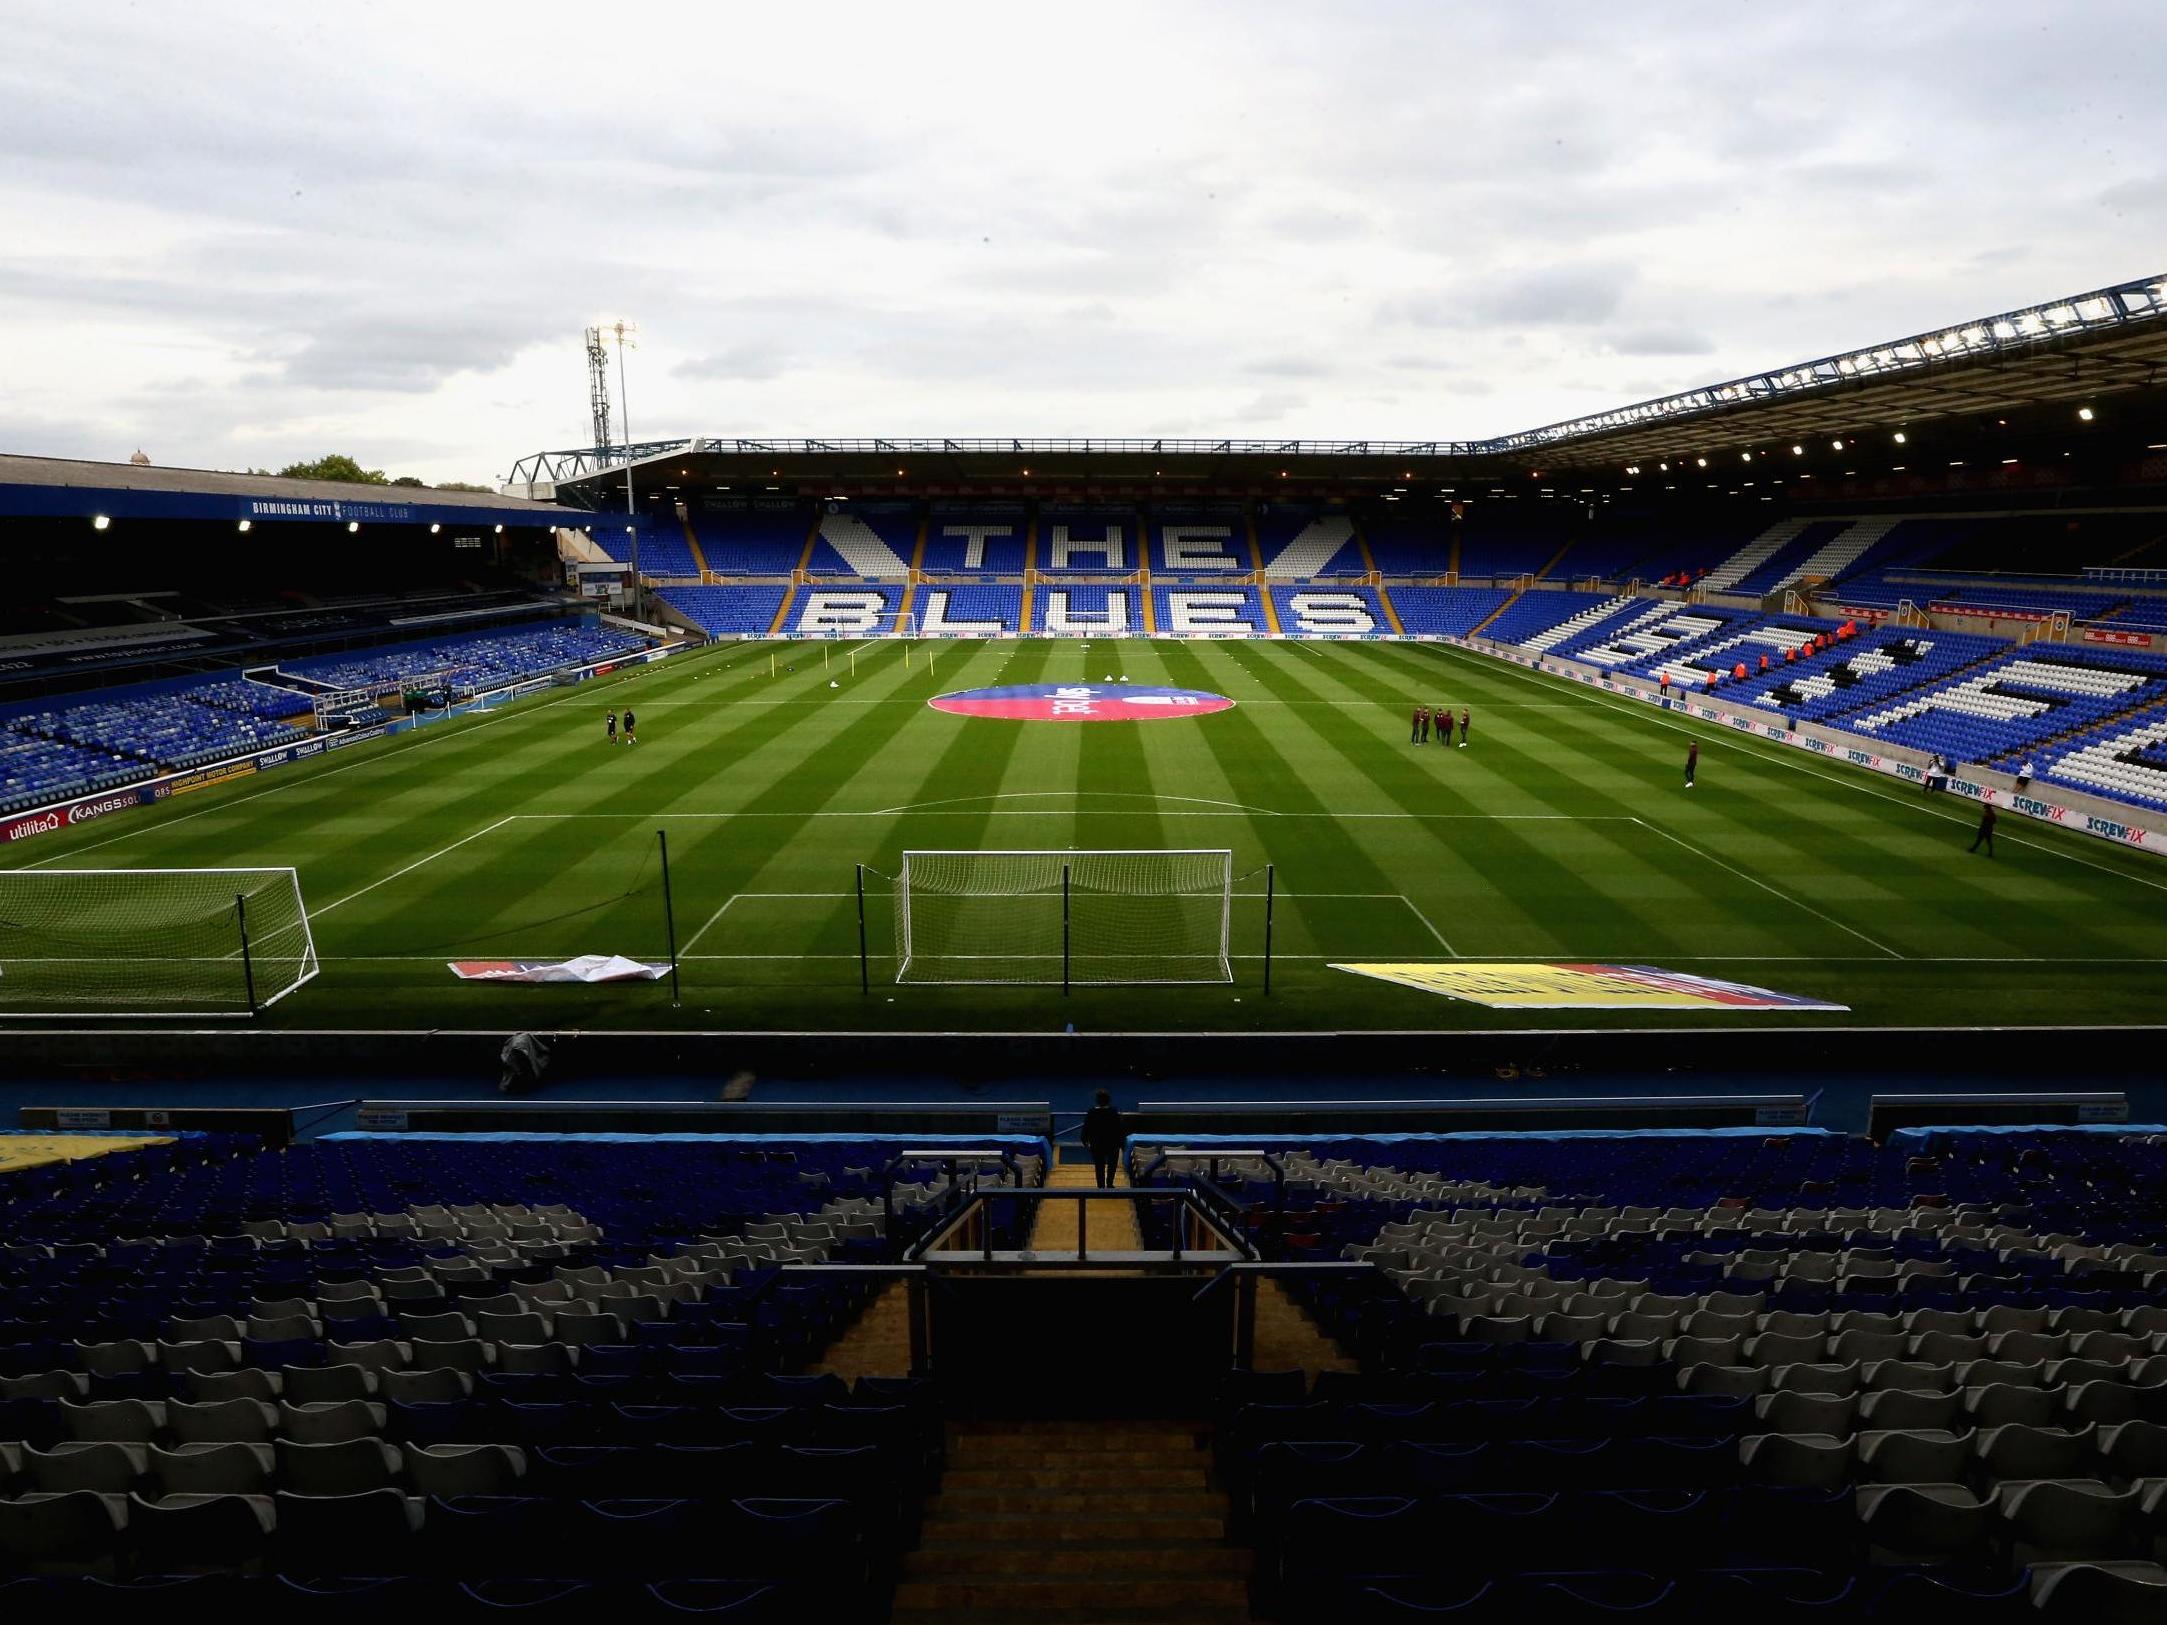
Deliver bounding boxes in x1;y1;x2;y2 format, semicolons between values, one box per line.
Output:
1454;635;2166;856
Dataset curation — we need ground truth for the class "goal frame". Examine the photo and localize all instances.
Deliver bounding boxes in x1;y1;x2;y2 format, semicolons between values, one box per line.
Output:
0;865;320;1020
893;848;1234;988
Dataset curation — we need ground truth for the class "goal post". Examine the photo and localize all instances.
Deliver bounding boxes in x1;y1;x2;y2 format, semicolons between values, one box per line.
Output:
892;849;1233;986
0;867;319;1018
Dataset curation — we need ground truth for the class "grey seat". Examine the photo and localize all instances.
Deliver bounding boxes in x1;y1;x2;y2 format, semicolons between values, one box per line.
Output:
324;1339;409;1373
0;1489;129;1574
403;1443;527;1497
473;1311;553;1346
21;1441;146;1493
1831;1329;1910;1365
406;1338;493;1373
186;1369;283;1404
0;1370;90;1401
1680;1362;1768;1398
275;1437;404;1495
2099;1419;2167;1481
1756;1391;1858;1435
1998;1479;2141;1565
1747;1332;1827;1368
397;1312;476;1342
125;1490;274;1572
147;1441;275;1496
168;1398;278;1445
278;1400;387;1444
61;1399;163;1443
1975;1422;2099;1483
156;1340;238;1375
1965;1382;2065;1429
1857;1427;1973;1483
1770;1361;1862;1397
167;1315;245;1342
1858;1388;1964;1431
284;1364;378;1405
2029;1561;2167;1625
1859;1482;1994;1566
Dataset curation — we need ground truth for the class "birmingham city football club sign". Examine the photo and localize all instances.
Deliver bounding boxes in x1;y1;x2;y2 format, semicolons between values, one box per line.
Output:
928;683;1235;722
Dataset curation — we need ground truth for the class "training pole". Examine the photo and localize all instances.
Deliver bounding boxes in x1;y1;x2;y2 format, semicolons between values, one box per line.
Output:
855;864;870;994
1263;864;1275;997
1062;863;1072;997
824;645;829;670
658;828;681;1005
235;893;258;1016
770;652;775;678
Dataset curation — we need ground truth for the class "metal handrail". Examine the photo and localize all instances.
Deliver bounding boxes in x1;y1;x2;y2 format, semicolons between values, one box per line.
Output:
910;1186;1256;1265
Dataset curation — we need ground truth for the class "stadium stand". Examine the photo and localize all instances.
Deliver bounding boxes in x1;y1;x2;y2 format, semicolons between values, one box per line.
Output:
915;584;1024;636
0;1130;1044;1613
0;734;154;815
1150;514;1251;575
1743;631;2008;723
287;624;645;698
657;585;791;639
1256;512;1365;579
1153;585;1268;637
687;507;808;575
2037;709;2167;812
1386;587;1513;638
1136;1126;2167;1622
1486;592;1641;651
1841;646;2167;765
1271;586;1395;637
6;697;308;773
919;512;1029;575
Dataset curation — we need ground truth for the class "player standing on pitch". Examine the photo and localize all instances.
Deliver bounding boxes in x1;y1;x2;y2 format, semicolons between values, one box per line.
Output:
622;708;637;746
1685;740;1698;787
1458;708;1470;748
606;710;617;745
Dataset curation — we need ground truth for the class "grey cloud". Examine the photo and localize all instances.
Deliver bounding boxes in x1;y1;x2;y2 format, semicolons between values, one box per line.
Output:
1605;327;1717;357
675;344;794;383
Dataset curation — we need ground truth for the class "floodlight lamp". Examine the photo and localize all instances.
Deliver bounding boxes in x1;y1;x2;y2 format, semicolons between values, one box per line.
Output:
1740;452;1753;463
1791;445;1804;456
430;523;441;533
1695;457;1708;468
1892;432;1907;444
237;519;251;533
2078;406;2095;422
493;524;504;534
1831;439;1844;451
347;521;360;532
92;514;111;530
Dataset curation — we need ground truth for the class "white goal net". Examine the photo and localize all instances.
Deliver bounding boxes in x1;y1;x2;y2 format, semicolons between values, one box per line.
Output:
893;849;1233;985
0;867;319;1018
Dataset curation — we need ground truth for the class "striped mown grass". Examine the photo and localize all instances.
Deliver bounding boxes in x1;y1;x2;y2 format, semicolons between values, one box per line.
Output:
5;635;2164;1032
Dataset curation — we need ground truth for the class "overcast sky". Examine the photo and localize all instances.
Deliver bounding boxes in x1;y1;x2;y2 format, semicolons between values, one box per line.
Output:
1;1;2161;484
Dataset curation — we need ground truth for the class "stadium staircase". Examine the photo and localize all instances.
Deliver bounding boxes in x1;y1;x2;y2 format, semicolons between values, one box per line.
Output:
894;1163;1262;1621
1517;593;1638;652
1467;539;1578;637
679;515;710;577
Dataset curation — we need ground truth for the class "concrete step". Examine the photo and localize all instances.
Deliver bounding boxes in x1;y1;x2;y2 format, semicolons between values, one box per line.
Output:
908;1544;1250;1577
924;1513;1228;1543
953;1419;1204;1441
944;1464;1209;1490
958;1444;1204;1468
930;1488;1228;1517
893;1576;1252;1614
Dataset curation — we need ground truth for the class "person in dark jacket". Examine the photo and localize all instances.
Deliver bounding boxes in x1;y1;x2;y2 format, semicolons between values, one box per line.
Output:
1080;1089;1126;1187
1970;801;1997;857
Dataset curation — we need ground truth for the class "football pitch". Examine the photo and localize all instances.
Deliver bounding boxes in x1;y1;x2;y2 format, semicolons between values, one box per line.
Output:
7;636;2167;1033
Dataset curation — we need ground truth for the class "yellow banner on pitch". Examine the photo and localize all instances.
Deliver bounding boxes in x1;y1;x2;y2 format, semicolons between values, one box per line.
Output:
1331;962;1846;1011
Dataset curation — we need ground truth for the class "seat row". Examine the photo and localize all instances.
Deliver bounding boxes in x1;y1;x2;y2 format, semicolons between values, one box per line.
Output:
0;1574;811;1625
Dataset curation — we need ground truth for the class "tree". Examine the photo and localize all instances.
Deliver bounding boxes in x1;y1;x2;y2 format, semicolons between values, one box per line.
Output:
433;480;495;493
390;475;427;488
276;453;389;485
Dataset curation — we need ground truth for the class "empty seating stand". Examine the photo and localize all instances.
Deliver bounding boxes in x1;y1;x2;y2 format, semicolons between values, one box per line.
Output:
0;1130;1049;1613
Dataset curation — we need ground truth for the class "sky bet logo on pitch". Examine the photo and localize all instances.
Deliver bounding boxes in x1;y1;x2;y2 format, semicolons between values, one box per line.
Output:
928;684;1235;722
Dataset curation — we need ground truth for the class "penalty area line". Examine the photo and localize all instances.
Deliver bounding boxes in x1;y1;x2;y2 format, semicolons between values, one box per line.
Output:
314;816;519;920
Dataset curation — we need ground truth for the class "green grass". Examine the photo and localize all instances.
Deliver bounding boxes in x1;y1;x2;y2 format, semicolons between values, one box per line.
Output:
6;635;2166;1032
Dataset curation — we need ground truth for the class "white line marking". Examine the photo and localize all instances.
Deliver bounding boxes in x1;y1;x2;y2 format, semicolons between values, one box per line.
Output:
1630;816;1903;959
680;893;741;955
313;816;518;919
1396;893;1460;958
869;790;1273;817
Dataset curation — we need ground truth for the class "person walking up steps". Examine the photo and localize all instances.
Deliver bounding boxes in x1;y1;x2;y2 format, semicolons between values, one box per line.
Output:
1685;740;1698;787
1080;1089;1127;1188
1969;801;1997;857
